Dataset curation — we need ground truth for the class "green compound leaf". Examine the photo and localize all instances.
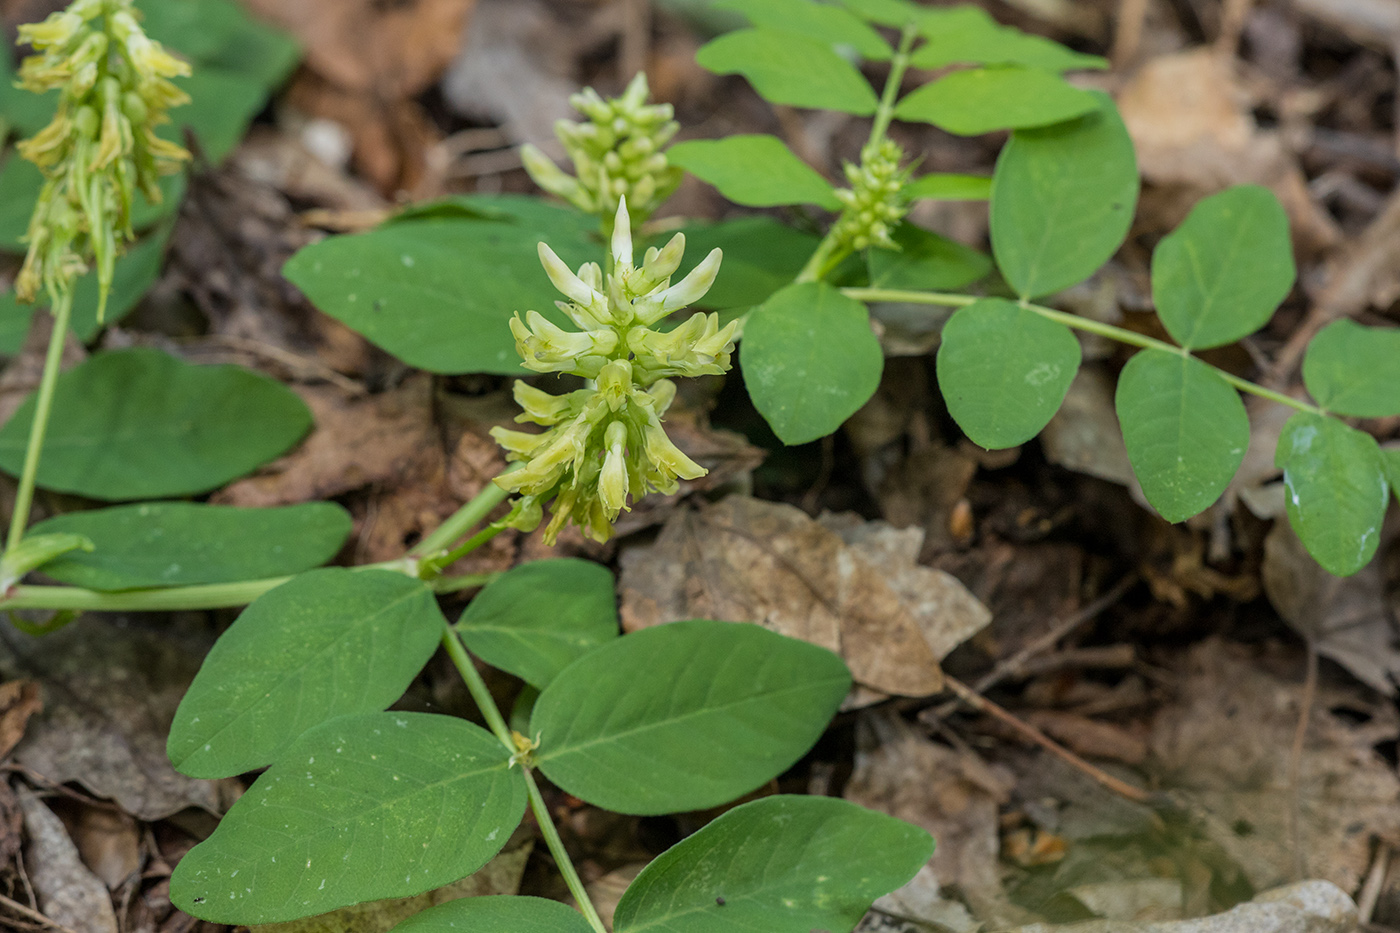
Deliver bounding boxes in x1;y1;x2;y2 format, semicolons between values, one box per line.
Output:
0;348;312;500
389;896;594;933
867;223;992;291
840;0;927;27
1151;185;1295;350
168;569;445;778
740;282;883;446
714;0;892;60
990;93;1138;300
613;795;934;933
170;712;526;925
532;621;851;816
667;136;839;210
284;195;601;375
456;558;619;690
936;298;1080;449
912;6;1107;71
894;66;1098;136
1115;350;1248;523
1302;319;1400;417
905;172;992;201
669;218;819;311
1276;412;1388;577
695;28;879;116
29;502;350;591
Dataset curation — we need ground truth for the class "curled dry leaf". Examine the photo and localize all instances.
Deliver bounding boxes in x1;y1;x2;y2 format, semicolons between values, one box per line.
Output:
17;786;119;933
618;495;991;697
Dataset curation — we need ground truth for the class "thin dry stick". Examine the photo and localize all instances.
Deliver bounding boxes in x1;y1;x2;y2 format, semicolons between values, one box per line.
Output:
943;674;1154;804
1357;843;1391;925
0;891;79;933
1288;639;1319;881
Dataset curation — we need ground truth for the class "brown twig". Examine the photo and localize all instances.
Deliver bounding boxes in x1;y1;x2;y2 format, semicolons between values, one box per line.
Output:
0;891;79;933
942;674;1154;804
1288;639;1318;881
1358;844;1391;926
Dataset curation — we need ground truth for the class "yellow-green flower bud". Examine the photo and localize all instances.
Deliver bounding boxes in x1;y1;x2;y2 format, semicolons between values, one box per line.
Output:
831;139;912;255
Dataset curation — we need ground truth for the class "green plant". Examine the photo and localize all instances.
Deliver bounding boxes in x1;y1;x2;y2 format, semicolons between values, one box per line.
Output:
0;0;1396;930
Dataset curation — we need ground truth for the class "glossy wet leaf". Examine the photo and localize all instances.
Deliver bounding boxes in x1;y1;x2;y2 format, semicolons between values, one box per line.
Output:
905;172;992;201
912;6;1107;71
713;0;892;60
936;298;1080;449
894;66;1098;136
532;620;851;815
667;136;839;210
695;28;879;115
30;501;350;591
1302;319;1400;417
990;94;1138;299
284;195;601;374
1115;350;1248;523
168;569;445;778
170;712;525;925
867;222;992;291
390;896;594;933
669;218;819;311
613;795;933;933
457;558;619;690
1151;185;1295;350
1276;413;1388;576
0;348;312;500
740;282;883;445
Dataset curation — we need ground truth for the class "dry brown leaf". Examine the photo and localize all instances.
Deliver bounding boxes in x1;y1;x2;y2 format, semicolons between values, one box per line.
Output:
71;806;140;890
1149;639;1400;892
1118;47;1339;252
17;786;119;933
618;496;991;697
844;710;1013;908
0;679;42;760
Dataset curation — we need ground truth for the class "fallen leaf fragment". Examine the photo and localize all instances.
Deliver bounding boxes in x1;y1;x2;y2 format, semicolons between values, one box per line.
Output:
0;679;41;759
618;495;991;697
17;785;118;933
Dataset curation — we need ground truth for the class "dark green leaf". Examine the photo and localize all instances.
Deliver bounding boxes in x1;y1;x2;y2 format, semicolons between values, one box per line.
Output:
894;66;1098;136
30;502;350;591
867;222;992;291
457;558;619;690
170;712;526;924
1115;350;1248;523
1302;320;1400;417
904;173;992;201
168;569;445;778
695;28;879;115
912;6;1107;71
1276;413;1388;576
0;45;58;137
613;795;934;933
0;348;311;499
390;896;595;933
1151;185;1295;350
668;218;819;311
667;136;839;210
0;155;44;251
936;298;1080;448
1383;447;1400;493
284;195;601;374
990;93;1138;299
532;620;851;815
740;282;883;445
714;0;892;59
139;0;300;89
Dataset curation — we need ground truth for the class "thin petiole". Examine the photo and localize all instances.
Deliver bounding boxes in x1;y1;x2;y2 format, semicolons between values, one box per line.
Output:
409;464;519;559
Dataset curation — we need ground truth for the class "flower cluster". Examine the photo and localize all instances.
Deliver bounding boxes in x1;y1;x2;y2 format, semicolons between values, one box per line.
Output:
831;139;911;253
492;198;734;544
520;72;683;234
13;0;190;311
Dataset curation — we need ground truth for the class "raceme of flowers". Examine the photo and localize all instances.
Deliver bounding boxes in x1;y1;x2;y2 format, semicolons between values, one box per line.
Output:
492;198;734;544
14;0;190;310
831;138;911;253
520;72;683;233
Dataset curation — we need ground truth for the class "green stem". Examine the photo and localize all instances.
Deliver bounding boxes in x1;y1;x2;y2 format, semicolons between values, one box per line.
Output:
7;288;75;552
867;23;919;152
523;767;609;933
841;286;1326;416
409;466;518;559
439;622;607;933
418;520;509;579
